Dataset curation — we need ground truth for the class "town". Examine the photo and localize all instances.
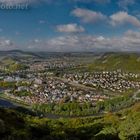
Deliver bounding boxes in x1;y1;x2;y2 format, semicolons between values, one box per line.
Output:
0;55;140;107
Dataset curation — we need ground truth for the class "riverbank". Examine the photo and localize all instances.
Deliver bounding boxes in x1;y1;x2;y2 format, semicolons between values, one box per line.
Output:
0;93;30;109
0;98;17;108
0;93;103;119
0;92;138;120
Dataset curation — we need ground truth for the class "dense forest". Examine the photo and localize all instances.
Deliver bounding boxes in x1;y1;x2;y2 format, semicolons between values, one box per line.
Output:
32;93;136;117
0;102;140;140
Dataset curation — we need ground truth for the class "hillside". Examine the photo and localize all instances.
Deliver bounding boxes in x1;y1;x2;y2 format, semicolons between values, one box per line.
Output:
0;102;140;140
0;50;42;60
88;53;140;72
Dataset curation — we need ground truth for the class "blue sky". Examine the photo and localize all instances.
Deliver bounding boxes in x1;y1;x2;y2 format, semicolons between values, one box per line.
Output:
0;0;140;52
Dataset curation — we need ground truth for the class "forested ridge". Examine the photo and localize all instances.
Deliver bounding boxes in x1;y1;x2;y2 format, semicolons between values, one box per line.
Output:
0;102;140;140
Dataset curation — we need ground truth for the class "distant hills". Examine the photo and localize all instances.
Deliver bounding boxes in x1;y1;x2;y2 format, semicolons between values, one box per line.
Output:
88;52;140;72
1;50;140;72
0;50;41;60
0;50;95;59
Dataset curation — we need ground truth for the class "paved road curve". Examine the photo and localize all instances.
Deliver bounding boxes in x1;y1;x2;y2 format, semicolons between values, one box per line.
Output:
132;90;140;100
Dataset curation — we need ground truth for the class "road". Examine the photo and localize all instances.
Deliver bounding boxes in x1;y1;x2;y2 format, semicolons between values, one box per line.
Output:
52;76;97;91
132;90;140;100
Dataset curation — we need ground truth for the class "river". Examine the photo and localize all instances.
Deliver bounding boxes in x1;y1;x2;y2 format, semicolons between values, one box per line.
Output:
0;98;17;108
0;96;103;119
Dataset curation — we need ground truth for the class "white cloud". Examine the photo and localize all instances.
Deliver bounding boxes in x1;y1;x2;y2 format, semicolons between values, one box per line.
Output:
93;0;110;3
0;28;3;32
71;8;106;23
0;38;17;50
33;39;41;43
118;0;136;10
71;0;110;4
15;31;20;35
71;9;140;28
39;20;46;24
110;11;140;27
123;30;140;47
28;30;140;52
97;36;105;41
56;23;85;33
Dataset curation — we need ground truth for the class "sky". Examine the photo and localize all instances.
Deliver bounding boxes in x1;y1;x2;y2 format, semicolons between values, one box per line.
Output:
0;0;140;52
